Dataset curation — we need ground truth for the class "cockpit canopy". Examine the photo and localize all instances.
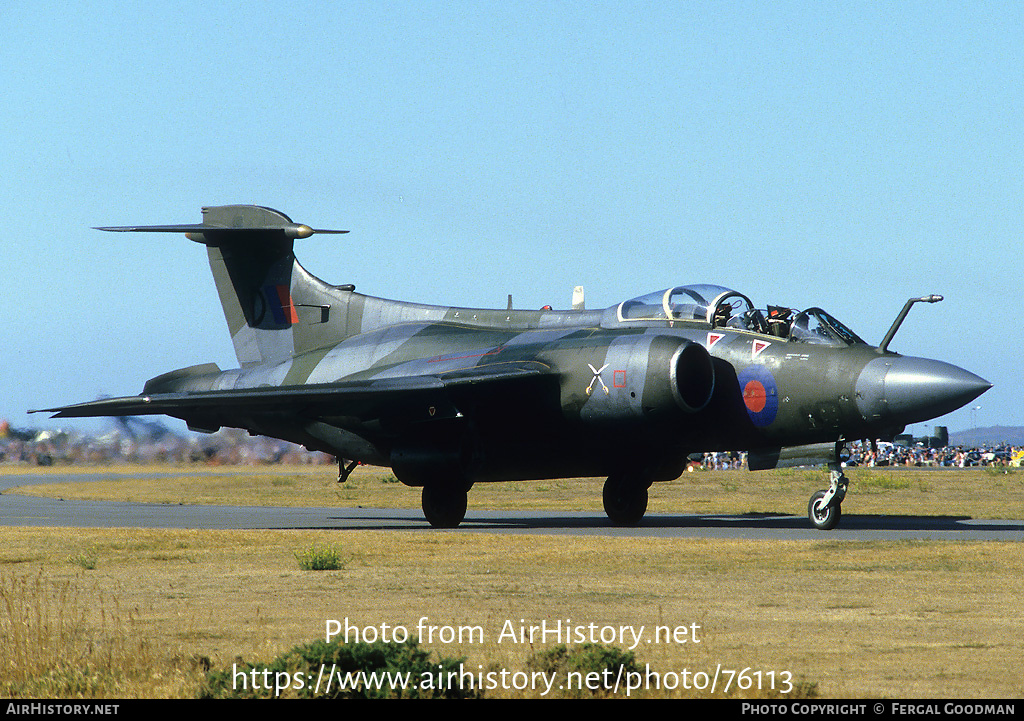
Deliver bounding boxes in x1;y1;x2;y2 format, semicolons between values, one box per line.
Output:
618;284;748;324
616;284;866;347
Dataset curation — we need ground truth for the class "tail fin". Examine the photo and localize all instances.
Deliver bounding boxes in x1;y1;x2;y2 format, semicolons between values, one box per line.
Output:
98;205;349;367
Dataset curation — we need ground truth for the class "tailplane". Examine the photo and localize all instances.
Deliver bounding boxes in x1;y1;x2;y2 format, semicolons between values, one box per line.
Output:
98;205;349;367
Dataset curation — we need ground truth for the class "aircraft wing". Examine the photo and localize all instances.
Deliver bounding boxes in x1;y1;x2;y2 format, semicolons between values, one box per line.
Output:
34;362;551;426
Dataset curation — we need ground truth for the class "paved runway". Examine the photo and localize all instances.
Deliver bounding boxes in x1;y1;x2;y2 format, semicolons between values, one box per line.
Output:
2;471;1022;541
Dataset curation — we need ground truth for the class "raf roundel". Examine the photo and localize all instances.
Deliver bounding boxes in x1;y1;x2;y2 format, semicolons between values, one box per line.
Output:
737;365;779;427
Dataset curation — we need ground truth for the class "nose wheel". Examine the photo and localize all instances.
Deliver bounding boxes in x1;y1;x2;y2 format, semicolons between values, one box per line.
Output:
808;463;848;530
808;489;841;530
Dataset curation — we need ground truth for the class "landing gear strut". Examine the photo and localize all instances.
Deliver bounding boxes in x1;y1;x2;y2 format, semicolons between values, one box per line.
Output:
337;459;359;483
808;462;848;530
602;474;650;526
421;483;469;529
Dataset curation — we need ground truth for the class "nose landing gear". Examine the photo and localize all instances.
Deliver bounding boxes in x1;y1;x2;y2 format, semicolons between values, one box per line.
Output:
808;462;848;530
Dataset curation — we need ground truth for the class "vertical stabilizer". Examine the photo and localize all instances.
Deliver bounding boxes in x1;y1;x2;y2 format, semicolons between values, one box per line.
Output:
202;206;302;366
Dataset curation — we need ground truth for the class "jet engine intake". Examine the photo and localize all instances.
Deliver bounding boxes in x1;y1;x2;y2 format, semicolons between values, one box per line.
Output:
670;339;716;413
578;336;714;423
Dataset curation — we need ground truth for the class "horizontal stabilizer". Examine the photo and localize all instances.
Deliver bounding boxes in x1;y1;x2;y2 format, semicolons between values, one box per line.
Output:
96;204;347;242
96;224;348;240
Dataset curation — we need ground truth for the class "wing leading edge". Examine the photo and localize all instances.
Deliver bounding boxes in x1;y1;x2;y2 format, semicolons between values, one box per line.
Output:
34;362;550;427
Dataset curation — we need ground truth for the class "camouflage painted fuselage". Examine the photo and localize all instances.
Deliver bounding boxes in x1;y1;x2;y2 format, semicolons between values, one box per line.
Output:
44;205;990;496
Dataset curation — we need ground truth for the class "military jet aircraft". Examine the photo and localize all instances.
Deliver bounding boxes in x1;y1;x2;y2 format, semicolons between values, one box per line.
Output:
36;205;991;530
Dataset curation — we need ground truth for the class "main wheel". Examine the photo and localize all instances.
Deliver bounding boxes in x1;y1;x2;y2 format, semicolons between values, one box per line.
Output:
808;489;841;530
603;476;649;526
421;484;468;528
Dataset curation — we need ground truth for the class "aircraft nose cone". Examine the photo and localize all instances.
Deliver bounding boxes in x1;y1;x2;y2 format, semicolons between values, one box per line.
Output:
856;356;991;425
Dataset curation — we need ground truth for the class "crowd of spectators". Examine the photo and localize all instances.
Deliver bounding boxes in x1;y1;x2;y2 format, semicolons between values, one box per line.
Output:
695;440;1022;471
0;420;333;467
844;441;1021;468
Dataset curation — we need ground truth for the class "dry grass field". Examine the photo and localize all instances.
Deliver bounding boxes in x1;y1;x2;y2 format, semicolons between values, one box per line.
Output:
9;462;1022;519
1;464;1022;699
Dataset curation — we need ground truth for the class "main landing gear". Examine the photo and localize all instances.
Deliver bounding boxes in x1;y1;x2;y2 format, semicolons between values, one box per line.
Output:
421;482;470;529
603;474;651;526
808;462;848;530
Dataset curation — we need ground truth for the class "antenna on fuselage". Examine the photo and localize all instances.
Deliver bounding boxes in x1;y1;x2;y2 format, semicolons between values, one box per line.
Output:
571;285;585;310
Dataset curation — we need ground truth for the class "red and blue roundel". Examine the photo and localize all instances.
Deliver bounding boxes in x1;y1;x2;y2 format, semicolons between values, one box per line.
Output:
737;365;778;427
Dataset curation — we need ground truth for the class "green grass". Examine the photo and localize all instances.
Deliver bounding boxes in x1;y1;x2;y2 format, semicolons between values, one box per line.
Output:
68;552;98;570
294;543;348;571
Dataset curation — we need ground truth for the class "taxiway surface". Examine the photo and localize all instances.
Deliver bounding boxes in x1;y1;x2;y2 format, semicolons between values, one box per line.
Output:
1;471;1021;541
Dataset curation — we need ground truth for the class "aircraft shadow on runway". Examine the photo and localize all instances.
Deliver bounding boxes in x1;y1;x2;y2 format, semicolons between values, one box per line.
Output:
306;510;1020;534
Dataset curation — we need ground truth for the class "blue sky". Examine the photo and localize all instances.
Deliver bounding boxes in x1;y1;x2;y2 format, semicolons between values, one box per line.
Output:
2;1;1020;436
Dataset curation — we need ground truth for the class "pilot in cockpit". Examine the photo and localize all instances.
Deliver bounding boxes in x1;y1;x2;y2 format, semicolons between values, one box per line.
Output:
713;302;732;328
767;306;793;338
